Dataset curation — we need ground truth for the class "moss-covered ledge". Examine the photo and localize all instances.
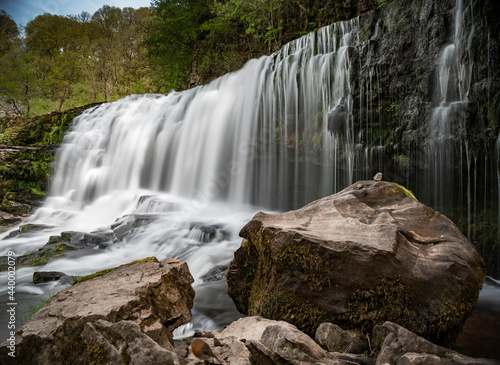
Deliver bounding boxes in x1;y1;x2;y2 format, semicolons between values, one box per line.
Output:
0;103;103;226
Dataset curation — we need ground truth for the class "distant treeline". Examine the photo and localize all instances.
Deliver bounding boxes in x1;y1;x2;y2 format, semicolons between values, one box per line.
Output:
0;7;153;116
0;0;381;116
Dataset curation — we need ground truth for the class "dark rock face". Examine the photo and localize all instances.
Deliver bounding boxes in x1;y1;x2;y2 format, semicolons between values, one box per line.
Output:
0;258;194;365
227;180;486;346
352;0;499;154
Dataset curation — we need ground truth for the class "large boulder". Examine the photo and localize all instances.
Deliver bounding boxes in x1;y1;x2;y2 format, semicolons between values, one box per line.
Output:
227;180;486;346
0;257;194;365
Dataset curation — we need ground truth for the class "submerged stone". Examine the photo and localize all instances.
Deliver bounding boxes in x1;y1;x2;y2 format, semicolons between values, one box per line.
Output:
3;223;54;239
17;230;115;267
33;271;67;284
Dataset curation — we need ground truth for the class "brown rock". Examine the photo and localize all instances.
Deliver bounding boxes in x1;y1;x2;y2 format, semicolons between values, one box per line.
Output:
0;257;195;365
194;317;340;365
81;319;186;365
374;321;500;365
227;180;486;346
315;323;368;354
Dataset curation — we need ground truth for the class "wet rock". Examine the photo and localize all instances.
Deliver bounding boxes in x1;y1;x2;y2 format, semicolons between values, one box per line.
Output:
136;196;180;213
112;214;158;240
188;223;221;242
3;223;54;239
0;212;21;232
227;180;486;346
0;257;195;364
113;223;135;240
83;231;114;247
18;230;114;267
33;271;67;284
200;266;228;282
54;230;114;248
18;242;76;266
315;323;369;354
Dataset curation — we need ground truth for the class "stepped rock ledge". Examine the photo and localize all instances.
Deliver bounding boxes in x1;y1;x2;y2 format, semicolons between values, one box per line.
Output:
227;180;486;346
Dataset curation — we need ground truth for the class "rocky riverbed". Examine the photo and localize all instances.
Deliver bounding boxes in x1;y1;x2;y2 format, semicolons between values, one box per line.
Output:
1;182;499;364
0;256;498;364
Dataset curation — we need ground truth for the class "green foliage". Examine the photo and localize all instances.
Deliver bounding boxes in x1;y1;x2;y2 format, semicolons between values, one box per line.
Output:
1;1;381;105
0;10;20;57
393;154;411;169
145;0;213;90
0;6;154;117
378;0;394;9
20;292;55;324
146;0;373;86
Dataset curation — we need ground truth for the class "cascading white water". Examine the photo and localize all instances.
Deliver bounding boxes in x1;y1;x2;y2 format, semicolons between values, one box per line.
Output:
0;19;360;340
46;19;358;213
427;0;473;214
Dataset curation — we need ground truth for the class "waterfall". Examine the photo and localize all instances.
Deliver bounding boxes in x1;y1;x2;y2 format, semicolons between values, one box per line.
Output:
47;20;359;213
0;0;498;343
0;18;361;340
427;0;473;212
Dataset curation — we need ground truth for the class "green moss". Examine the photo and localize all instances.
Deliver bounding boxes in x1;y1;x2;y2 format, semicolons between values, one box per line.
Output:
395;184;418;201
393;154;411;169
59;335;87;363
383;184;418;201
342;276;416;334
89;342;106;365
274;243;333;292
21;243;76;267
249;287;331;336
1;104;102;216
72;257;159;285
431;282;484;346
338;330;348;352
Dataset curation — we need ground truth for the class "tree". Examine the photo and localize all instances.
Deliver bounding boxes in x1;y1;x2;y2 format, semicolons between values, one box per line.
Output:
145;0;212;90
0;47;39;116
0;10;20;57
24;14;83;109
116;7;154;93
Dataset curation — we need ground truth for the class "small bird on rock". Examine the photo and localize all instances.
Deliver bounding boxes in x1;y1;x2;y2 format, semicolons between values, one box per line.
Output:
373;172;383;181
191;338;221;364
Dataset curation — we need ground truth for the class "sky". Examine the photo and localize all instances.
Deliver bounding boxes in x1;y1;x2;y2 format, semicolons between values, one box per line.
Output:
1;0;152;27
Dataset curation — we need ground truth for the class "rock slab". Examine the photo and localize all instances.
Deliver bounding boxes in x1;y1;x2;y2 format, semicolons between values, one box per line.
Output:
0;257;194;365
227;180;486;345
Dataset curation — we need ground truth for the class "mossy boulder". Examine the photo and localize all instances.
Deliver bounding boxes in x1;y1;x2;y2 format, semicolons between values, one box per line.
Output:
227;180;486;346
